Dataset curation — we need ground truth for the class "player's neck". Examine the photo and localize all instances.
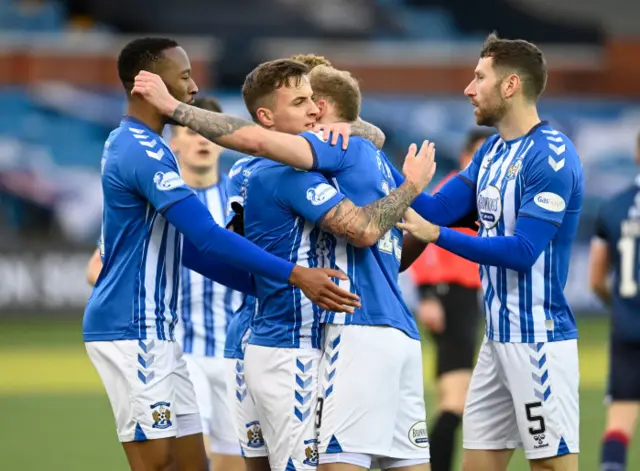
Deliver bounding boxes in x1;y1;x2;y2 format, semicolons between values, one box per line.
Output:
181;166;219;189
497;104;541;142
126;101;166;135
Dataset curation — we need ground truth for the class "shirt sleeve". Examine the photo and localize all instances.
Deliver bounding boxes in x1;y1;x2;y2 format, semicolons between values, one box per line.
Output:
300;131;348;173
276;169;346;224
458;142;490;188
436;216;559;272
518;150;575;226
118;140;194;212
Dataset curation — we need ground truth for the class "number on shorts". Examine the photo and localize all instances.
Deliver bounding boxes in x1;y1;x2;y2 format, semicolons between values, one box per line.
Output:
315;397;324;430
525;401;546;435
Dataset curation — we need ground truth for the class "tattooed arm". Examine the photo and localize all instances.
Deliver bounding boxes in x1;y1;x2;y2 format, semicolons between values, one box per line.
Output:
319;180;420;248
132;72;318;169
351;118;386;150
171;103;318;169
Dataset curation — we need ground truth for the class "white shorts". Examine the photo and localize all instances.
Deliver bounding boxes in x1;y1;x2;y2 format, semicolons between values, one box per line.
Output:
86;339;201;442
463;338;580;460
244;345;321;471
316;324;430;464
224;357;268;458
184;355;242;455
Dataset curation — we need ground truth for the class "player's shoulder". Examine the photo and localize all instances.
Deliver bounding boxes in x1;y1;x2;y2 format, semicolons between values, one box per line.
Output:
481;133;501;151
111;123;170;166
247;159;285;189
228;156;257;178
471;133;501;162
529;124;580;161
300;130;366;151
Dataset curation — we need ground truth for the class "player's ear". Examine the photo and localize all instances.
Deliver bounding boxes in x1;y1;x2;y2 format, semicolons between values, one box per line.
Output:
503;73;520;99
315;99;328;118
256;107;274;128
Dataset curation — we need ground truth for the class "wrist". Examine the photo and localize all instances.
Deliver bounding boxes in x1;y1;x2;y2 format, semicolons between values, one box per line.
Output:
434;226;448;244
401;179;421;199
164;97;181;117
288;264;301;285
434;225;441;242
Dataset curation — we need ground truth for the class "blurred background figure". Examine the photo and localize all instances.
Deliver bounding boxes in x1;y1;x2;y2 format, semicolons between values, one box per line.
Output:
1;1;640;470
409;129;491;471
589;131;640;471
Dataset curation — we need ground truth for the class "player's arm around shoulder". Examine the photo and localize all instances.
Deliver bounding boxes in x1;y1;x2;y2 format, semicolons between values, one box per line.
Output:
132;72;319;170
350;118;385;149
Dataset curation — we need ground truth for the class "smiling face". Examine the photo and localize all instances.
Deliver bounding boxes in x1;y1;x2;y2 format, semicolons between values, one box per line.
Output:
262;75;319;134
464;57;509;127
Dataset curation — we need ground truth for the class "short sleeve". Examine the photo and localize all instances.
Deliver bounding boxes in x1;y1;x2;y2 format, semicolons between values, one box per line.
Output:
119;140;194;212
300;131;348;173
518;151;575;226
276;169;346;224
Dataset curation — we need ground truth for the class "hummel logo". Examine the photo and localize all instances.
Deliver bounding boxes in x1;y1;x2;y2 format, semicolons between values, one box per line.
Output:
548;156;565;172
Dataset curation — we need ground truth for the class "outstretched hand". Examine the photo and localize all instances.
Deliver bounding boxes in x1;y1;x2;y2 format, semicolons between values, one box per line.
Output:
402;140;437;192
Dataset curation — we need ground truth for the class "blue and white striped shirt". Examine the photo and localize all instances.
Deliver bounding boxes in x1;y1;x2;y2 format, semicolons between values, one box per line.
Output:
174;178;243;357
459;122;583;342
84;116;194;341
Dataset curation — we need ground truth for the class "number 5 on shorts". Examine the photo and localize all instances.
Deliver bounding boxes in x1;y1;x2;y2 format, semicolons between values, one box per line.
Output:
525;401;546;435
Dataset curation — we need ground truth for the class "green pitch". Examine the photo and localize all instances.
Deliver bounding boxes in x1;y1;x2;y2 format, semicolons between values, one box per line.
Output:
0;316;637;471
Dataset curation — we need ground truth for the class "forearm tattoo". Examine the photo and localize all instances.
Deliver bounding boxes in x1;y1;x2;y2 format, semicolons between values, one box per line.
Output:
172;103;256;141
322;181;419;243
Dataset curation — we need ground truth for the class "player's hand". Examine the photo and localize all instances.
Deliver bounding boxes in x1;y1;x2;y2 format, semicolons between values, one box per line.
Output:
288;265;361;313
418;298;445;334
396;208;440;243
402;140;437;191
313;123;350;150
132;71;180;117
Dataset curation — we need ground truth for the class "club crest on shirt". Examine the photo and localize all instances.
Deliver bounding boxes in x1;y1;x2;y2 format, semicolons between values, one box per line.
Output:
303;438;319;466
150;401;172;429
245;420;265;448
477;185;502;230
505;158;523;180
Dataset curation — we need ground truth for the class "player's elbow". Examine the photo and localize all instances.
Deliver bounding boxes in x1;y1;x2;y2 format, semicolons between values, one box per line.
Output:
349;229;378;248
